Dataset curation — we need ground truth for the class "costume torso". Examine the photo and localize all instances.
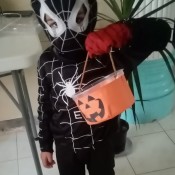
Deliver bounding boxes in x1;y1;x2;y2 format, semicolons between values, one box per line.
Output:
38;47;119;152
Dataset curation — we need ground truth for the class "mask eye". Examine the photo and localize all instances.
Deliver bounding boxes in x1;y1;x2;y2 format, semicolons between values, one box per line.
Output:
68;1;90;33
39;0;66;38
76;4;87;25
44;14;58;28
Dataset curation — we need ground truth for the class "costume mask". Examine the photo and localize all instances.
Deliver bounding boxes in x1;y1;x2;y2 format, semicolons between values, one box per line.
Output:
31;0;97;56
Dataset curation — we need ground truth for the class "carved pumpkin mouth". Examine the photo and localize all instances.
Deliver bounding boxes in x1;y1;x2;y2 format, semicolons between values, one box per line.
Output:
78;95;105;122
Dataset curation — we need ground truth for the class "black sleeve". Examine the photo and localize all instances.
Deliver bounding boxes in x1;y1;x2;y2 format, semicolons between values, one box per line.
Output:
37;57;54;153
113;18;172;79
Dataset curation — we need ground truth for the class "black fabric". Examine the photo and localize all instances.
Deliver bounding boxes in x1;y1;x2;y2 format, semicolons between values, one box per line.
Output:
31;0;97;59
37;47;120;152
55;139;115;175
126;18;171;52
173;21;175;47
110;18;171;79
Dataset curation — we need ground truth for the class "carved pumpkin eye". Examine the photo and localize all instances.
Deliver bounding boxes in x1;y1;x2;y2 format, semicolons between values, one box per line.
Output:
85;104;90;109
78;96;105;122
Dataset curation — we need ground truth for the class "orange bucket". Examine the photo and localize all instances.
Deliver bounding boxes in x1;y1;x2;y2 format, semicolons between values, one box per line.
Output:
73;52;135;125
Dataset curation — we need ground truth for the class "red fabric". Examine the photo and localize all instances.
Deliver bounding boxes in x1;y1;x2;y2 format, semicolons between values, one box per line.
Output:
85;23;132;58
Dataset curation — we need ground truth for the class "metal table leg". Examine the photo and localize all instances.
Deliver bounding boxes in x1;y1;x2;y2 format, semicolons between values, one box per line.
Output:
12;70;43;175
0;72;38;139
18;70;38;139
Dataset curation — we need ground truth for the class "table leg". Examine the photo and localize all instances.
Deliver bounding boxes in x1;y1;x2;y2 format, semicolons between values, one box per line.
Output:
12;70;43;175
18;70;38;139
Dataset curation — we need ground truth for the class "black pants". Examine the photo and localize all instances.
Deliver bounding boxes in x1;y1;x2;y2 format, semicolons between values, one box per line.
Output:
55;140;115;175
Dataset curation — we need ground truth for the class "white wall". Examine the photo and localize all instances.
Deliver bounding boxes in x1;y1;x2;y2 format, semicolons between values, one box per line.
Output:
0;0;48;121
0;0;32;11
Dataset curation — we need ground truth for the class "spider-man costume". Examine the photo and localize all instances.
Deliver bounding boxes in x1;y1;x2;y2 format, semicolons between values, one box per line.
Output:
31;0;171;175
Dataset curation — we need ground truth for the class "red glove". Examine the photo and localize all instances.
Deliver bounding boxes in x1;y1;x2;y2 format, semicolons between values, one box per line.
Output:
85;22;132;58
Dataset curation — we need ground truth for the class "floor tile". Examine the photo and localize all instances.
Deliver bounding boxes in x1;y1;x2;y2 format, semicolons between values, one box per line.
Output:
43;164;59;175
166;130;175;143
114;156;135;175
0;160;18;175
0;133;17;162
142;168;175;175
18;157;59;175
17;129;58;175
115;138;134;156
158;110;175;130
128;121;163;137
17;131;32;158
18;157;37;175
127;132;175;174
17;131;40;158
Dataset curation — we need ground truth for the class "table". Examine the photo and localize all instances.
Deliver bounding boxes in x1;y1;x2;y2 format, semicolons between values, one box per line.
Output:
0;16;43;175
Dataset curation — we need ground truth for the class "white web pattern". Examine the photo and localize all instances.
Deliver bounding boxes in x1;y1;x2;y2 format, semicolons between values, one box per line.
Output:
34;0;96;53
50;0;89;52
38;50;105;152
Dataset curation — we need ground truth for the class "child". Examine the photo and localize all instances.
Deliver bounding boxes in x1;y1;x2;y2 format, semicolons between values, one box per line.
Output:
31;0;171;175
32;0;117;174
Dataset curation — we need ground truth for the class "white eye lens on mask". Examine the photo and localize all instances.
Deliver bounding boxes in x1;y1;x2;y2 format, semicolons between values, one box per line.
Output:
39;0;66;38
68;0;90;33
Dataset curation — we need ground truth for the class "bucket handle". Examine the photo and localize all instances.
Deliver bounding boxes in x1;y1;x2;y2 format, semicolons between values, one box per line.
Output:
79;48;117;91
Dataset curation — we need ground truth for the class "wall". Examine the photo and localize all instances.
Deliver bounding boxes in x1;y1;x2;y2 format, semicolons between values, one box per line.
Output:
0;0;32;11
0;0;42;121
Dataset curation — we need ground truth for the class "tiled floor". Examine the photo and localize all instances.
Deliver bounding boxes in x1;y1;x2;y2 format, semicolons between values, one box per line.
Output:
0;110;175;175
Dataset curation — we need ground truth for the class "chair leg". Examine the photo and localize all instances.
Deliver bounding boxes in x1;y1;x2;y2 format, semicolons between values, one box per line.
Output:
12;70;43;175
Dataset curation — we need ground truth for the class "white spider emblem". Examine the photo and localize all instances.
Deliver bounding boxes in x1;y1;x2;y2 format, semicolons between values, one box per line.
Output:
54;67;85;106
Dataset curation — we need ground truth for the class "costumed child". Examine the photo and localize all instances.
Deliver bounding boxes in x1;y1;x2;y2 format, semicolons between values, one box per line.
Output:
31;0;171;175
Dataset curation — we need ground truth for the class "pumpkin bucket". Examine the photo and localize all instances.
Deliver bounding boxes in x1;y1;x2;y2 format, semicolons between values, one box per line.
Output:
72;52;135;125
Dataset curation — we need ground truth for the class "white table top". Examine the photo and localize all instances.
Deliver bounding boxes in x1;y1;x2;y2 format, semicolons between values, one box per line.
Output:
0;16;42;73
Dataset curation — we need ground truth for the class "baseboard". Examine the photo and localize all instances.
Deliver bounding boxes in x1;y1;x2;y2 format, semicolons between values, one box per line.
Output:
0;118;24;132
0;116;38;132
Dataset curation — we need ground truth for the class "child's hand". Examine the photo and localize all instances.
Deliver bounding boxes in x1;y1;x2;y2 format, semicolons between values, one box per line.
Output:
40;152;56;168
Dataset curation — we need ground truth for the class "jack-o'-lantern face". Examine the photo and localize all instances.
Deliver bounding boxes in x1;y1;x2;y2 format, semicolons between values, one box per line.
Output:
78;95;105;122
